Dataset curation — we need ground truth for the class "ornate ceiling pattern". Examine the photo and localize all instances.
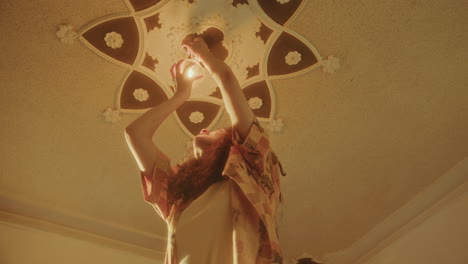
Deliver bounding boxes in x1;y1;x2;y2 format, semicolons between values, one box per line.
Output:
73;0;323;136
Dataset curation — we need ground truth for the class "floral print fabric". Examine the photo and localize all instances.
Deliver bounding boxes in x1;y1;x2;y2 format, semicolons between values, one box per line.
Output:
140;119;284;264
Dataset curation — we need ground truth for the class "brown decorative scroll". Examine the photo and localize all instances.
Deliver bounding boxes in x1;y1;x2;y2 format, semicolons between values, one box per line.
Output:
120;70;168;110
246;64;260;79
256;23;273;44
144;13;162;31
82;17;139;65
176;101;221;136
128;0;161;11
257;0;303;26
267;31;318;76
142;53;158;71
296;257;321;264
211;87;223;99
242;80;271;118
232;0;248;7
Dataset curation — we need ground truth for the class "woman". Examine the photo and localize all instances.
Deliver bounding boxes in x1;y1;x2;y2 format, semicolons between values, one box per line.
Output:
125;36;285;264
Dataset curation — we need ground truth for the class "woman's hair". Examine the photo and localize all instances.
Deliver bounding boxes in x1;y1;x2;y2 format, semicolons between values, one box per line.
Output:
168;128;234;203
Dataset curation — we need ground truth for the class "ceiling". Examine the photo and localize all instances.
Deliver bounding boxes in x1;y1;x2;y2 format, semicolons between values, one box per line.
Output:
1;0;467;262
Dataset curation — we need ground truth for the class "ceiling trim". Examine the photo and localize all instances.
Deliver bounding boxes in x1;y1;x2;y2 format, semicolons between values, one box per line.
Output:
0;211;165;260
0;193;166;257
322;156;468;264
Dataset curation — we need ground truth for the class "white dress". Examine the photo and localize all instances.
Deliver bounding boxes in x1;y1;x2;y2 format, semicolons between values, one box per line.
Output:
175;180;234;264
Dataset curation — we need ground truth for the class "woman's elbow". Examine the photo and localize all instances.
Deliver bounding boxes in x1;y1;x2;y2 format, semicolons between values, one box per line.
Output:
124;126;135;137
124;127;136;143
124;125;143;139
125;125;153;141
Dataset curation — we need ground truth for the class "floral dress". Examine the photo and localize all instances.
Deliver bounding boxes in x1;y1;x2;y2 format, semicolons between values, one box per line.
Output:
140;119;285;264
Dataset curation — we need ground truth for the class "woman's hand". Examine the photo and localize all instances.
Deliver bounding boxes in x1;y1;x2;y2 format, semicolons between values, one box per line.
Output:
170;59;202;99
182;36;223;75
182;36;212;62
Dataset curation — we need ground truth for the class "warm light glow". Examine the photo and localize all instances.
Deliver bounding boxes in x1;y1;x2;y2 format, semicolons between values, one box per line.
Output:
184;60;204;80
187;67;195;78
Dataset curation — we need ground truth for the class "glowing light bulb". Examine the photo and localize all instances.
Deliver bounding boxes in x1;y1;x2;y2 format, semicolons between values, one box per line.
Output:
187;67;195;78
183;59;203;80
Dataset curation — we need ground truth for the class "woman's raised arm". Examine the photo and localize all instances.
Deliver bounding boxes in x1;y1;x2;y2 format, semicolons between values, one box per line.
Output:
125;60;201;173
183;37;255;141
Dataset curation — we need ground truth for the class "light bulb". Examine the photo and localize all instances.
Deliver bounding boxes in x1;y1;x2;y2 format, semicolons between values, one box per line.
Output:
187;67;195;78
183;59;203;80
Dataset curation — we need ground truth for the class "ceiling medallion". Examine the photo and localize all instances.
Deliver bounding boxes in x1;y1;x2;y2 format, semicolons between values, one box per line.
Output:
74;0;323;136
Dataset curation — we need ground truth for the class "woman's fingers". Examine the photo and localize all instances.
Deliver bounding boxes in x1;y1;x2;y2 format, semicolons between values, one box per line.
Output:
182;37;203;51
192;73;203;80
176;59;185;75
170;64;176;79
182;62;195;75
172;59;203;81
182;44;195;57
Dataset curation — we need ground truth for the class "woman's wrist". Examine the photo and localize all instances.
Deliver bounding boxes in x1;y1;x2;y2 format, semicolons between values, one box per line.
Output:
199;53;225;75
174;88;190;101
197;50;215;62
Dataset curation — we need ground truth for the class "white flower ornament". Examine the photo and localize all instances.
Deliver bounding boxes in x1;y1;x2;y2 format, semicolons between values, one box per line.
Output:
285;51;302;65
133;88;149;102
322;55;341;73
268;119;284;133
103;108;121;123
56;24;78;44
248;97;263;109
189;111;204;124
180;141;195;163
104;32;124;49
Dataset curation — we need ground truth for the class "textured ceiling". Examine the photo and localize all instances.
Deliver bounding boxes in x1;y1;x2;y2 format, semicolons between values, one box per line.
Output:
1;0;468;262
